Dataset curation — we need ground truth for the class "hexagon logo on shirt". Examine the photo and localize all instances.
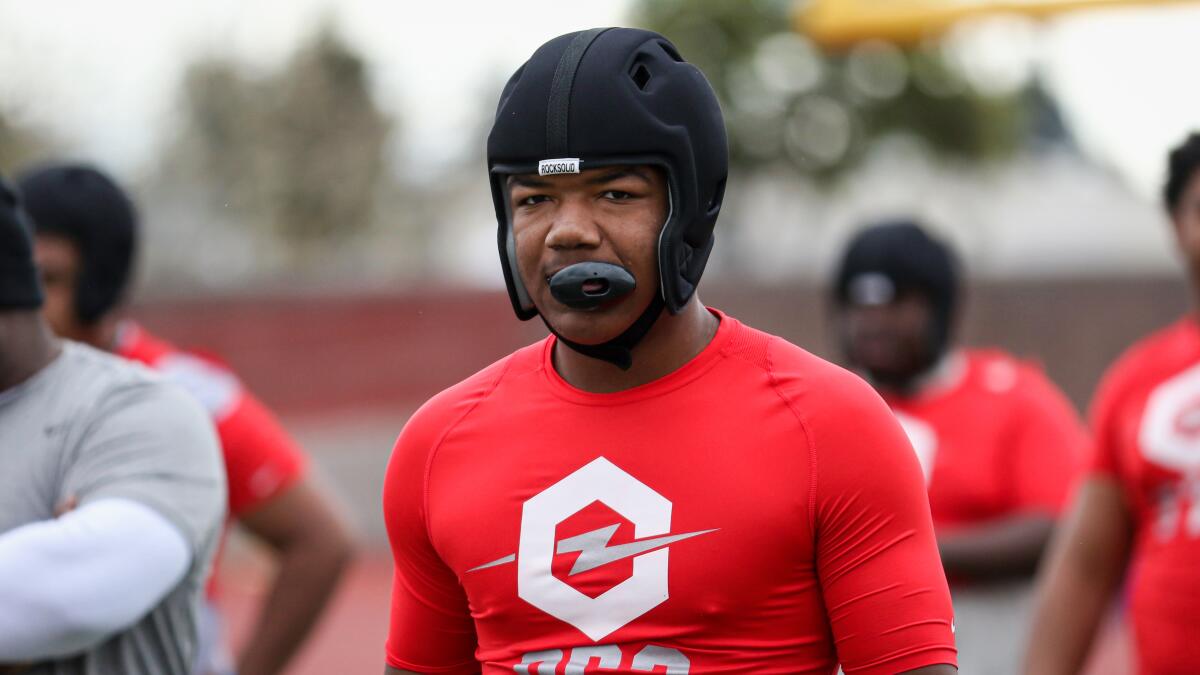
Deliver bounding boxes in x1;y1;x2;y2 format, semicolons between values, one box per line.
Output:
468;457;717;641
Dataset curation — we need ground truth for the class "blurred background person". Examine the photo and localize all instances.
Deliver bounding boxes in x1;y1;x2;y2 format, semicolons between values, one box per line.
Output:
0;175;226;673
1026;133;1200;674
16;163;355;675
831;220;1088;675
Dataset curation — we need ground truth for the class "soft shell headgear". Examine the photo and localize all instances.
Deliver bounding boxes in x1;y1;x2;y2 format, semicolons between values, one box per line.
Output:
0;176;43;310
834;220;960;358
487;27;728;368
17;164;137;324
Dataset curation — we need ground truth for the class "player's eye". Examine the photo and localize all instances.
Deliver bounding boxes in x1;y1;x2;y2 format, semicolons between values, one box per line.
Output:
518;194;550;207
601;190;634;200
40;268;70;288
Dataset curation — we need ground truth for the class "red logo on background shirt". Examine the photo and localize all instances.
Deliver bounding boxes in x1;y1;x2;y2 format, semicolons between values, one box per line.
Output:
1172;394;1200;440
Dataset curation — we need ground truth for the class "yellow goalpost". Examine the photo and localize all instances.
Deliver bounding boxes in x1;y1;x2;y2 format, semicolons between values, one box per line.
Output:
795;0;1200;47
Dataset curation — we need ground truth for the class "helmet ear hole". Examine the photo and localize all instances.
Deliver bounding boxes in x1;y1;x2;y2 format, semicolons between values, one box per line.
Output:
631;63;652;91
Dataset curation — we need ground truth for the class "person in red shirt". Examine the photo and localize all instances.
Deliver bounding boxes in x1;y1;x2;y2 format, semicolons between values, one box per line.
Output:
830;221;1087;674
383;27;957;675
17;163;355;675
1026;134;1200;674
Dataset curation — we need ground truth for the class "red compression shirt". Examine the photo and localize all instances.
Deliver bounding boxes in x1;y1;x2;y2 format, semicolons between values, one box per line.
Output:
883;350;1087;535
384;310;956;674
1089;317;1200;673
117;322;308;516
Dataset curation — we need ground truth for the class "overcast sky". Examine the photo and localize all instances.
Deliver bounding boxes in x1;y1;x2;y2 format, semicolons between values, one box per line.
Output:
1;0;1199;199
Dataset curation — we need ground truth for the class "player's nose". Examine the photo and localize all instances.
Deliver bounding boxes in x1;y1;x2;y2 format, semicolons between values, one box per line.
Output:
545;197;602;251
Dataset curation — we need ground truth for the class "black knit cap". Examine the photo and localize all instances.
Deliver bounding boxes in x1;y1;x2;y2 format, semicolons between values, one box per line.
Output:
16;164;136;324
0;175;43;310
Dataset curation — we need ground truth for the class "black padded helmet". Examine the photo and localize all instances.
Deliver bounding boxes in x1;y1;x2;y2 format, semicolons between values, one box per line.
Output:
834;220;960;357
488;27;728;321
16;164;137;324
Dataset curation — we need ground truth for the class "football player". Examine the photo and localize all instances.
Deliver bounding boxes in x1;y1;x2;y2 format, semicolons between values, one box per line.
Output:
383;28;957;675
18;163;355;675
1025;133;1200;673
0;174;225;673
831;220;1087;674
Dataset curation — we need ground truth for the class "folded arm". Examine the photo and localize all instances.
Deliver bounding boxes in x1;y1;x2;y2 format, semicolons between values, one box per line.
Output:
0;498;190;661
938;512;1057;580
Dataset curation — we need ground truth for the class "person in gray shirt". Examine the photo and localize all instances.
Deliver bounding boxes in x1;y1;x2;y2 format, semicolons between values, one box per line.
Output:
0;175;226;674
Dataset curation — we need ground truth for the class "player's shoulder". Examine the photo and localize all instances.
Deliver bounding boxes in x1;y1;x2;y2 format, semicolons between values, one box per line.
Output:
741;325;917;485
397;339;545;449
727;320;889;424
763;327;879;400
121;325;244;418
59;341;213;428
58;339;163;396
1098;318;1199;399
957;348;1085;435
962;347;1057;397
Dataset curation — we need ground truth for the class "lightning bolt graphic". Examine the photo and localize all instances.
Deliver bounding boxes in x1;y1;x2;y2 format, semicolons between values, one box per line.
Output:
467;525;718;574
556;525;719;575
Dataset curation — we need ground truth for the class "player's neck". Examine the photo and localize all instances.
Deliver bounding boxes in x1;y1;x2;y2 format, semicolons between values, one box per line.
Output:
65;315;120;353
0;312;62;392
552;297;720;394
87;319;120;354
875;350;964;399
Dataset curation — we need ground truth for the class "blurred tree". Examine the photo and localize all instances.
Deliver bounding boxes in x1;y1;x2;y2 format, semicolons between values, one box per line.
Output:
0;111;52;174
629;0;1056;178
170;25;390;265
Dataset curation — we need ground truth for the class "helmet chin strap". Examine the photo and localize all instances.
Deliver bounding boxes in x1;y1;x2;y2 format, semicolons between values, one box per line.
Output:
542;293;666;371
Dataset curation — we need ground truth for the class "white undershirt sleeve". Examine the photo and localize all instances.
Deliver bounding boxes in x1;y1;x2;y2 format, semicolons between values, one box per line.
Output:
0;498;191;661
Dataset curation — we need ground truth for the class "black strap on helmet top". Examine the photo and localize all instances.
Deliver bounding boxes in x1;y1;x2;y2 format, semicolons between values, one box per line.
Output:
542;26;666;371
543;294;665;371
546;28;609;158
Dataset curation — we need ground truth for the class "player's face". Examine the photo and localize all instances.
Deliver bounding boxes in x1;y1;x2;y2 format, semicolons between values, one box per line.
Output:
33;234;88;342
840;292;936;383
1172;168;1200;276
508;165;669;344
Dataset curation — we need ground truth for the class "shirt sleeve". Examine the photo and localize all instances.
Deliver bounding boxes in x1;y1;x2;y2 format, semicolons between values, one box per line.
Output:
802;367;958;674
60;380;227;560
1001;366;1089;515
215;392;309;517
0;498;190;660
383;402;479;673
